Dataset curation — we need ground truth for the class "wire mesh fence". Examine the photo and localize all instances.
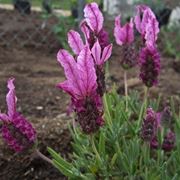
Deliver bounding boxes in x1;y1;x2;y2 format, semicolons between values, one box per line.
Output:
0;0;71;51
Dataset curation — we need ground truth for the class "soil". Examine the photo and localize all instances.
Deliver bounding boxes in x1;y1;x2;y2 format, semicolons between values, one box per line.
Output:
0;8;180;180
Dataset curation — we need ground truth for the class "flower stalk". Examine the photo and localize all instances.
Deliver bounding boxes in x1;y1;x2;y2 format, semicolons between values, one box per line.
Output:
35;149;54;165
124;70;128;111
137;86;149;131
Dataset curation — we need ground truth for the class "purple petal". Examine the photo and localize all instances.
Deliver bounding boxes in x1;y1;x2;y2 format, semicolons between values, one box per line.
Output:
6;78;17;119
100;44;112;64
84;2;103;33
114;15;123;45
56;80;75;98
135;5;157;38
57;49;83;98
91;40;101;65
134;7;142;34
145;17;159;48
68;30;84;55
126;18;134;43
0;113;9;122
77;46;97;96
80;20;90;44
98;28;110;49
114;15;134;45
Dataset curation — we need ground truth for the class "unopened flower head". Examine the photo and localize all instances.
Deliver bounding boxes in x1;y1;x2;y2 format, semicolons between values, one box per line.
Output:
160;106;172;127
162;130;175;152
57;46;104;133
0;78;36;152
76;96;104;134
141;108;158;141
141;107;176;152
139;46;160;87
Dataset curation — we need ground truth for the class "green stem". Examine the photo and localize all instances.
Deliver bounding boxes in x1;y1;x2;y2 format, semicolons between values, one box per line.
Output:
90;135;102;164
137;86;149;131
124;70;128;111
103;94;113;130
35;149;53;165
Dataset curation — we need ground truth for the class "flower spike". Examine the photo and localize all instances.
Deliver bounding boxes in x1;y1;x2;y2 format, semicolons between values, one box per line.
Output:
139;46;160;87
57;46;104;133
114;15;137;69
0;78;36;152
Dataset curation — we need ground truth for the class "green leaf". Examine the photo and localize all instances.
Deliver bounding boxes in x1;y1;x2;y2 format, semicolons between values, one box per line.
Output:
98;131;105;155
53;159;76;178
47;147;72;170
111;153;118;166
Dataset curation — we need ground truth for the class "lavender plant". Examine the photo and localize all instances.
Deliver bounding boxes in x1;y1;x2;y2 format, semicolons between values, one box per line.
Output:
0;2;180;180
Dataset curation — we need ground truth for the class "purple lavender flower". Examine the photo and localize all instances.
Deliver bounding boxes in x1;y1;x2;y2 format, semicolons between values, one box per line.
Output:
0;78;36;152
141;108;158;142
162;131;175;152
57;46;104;134
91;40;112;96
80;2;109;49
67;30;112;96
139;46;160;87
141;107;175;152
160;106;172;127
114;15;137;69
67;3;112;97
134;5;159;48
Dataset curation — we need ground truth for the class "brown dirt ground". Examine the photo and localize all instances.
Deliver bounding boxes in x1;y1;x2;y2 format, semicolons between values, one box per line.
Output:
0;8;180;180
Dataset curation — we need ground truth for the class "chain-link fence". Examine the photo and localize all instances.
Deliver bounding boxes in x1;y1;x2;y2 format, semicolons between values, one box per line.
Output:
0;0;71;51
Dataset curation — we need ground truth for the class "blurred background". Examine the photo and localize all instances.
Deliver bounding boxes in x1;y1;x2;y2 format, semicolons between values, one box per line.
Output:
0;0;179;179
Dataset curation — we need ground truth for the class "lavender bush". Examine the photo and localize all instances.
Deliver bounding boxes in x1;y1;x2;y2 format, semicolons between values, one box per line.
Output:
0;2;180;179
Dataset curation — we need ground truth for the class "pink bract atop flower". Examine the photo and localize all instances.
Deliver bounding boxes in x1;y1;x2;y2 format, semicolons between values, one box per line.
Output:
91;40;112;67
113;15;137;69
57;46;104;133
134;5;159;47
139;46;160;87
84;2;103;34
0;78;36;152
57;46;97;100
67;28;112;96
67;30;84;55
91;40;112;96
81;2;109;49
114;15;134;45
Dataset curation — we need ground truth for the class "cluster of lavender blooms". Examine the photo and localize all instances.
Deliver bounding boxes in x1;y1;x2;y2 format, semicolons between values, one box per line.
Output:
57;3;162;135
114;5;160;87
141;107;175;151
57;2;112;134
0;2;174;155
0;78;36;152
